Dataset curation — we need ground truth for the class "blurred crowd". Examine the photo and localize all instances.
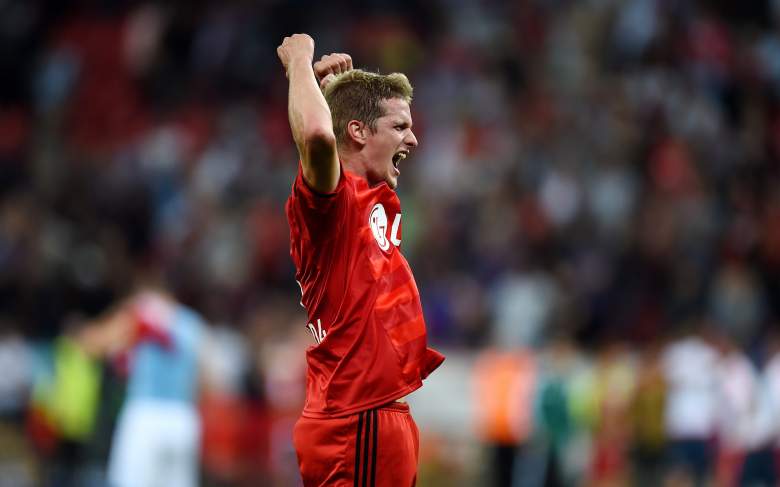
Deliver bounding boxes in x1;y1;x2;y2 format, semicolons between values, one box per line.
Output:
0;0;779;486
470;327;780;487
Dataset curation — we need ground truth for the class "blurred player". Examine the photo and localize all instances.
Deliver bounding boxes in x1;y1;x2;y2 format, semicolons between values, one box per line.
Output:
277;33;445;487
99;289;210;487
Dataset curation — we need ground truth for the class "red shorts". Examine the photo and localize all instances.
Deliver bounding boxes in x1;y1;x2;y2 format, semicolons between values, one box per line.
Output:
293;401;419;487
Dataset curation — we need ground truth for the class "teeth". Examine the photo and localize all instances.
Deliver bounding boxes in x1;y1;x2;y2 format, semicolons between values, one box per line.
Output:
393;152;407;168
393;152;406;169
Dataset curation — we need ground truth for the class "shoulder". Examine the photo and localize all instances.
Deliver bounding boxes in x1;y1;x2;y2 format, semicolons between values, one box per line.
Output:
288;163;363;224
292;161;357;200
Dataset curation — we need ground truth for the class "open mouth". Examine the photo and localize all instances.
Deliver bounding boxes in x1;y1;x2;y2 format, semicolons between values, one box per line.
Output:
392;151;408;169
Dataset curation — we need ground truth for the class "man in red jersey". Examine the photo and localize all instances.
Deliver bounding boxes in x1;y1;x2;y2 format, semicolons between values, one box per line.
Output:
277;33;445;487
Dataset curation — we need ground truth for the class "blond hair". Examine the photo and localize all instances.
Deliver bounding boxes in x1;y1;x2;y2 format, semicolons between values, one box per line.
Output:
323;69;413;146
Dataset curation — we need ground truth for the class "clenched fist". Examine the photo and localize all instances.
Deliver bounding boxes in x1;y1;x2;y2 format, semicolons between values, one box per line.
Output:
277;34;315;76
313;53;353;89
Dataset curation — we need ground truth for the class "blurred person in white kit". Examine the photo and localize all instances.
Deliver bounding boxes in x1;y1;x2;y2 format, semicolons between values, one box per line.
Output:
757;328;780;482
96;289;211;487
711;331;766;486
661;326;719;486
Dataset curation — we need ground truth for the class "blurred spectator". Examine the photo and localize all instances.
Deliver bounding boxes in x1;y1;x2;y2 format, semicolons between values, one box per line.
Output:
0;317;35;487
756;329;780;484
588;341;638;487
629;341;667;487
491;269;560;349
29;310;110;487
199;322;262;485
709;262;768;347
472;348;538;487
662;326;719;487
711;331;760;486
535;335;582;486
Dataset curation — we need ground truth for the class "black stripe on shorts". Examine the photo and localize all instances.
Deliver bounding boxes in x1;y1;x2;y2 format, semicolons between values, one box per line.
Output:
354;411;364;487
354;408;380;487
362;410;371;487
370;407;378;487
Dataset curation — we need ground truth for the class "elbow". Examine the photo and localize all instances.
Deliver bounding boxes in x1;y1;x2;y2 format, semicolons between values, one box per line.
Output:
304;125;336;146
303;127;337;157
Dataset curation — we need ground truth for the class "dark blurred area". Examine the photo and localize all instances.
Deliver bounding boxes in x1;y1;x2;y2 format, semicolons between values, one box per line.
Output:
0;0;779;486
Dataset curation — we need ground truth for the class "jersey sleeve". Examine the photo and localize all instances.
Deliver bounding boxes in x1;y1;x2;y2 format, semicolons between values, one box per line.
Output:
289;161;350;241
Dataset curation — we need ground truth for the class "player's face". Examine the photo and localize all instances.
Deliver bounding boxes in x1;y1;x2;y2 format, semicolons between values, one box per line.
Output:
363;98;418;189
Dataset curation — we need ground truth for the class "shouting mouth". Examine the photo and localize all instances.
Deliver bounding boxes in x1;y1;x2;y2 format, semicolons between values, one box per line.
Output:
392;151;408;170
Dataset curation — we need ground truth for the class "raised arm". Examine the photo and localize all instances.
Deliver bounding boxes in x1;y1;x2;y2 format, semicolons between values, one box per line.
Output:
277;34;340;193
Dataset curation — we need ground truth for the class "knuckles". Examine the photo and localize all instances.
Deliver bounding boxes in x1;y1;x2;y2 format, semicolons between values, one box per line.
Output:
314;53;352;75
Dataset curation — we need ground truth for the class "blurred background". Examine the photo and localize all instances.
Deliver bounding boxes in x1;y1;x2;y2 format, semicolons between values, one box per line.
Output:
0;0;779;486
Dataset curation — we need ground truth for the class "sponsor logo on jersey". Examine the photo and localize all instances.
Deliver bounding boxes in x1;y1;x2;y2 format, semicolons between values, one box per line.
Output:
369;203;390;251
369;203;402;252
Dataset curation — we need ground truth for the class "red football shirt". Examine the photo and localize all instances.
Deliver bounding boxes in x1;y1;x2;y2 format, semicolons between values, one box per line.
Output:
286;163;445;418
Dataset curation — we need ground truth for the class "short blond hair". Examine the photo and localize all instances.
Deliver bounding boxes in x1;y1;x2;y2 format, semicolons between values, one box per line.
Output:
323;69;413;146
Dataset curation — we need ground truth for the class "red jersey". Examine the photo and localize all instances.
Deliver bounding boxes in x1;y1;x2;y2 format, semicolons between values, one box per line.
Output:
286;163;444;418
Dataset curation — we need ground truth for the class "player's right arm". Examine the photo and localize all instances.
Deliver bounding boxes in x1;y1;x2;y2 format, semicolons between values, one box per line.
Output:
277;34;340;194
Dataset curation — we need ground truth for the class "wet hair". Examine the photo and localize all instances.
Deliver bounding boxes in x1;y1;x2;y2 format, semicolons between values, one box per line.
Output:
323;69;413;145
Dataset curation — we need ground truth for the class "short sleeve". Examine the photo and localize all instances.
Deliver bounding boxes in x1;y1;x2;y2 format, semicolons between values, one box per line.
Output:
292;161;348;209
288;161;351;242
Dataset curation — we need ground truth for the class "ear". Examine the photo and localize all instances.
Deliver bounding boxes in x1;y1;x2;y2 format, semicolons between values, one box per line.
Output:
346;120;368;147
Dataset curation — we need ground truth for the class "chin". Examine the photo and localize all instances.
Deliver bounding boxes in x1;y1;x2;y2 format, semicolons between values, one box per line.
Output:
386;177;398;189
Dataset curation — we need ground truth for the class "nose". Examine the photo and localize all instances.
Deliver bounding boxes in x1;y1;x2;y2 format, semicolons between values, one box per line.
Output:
405;130;418;148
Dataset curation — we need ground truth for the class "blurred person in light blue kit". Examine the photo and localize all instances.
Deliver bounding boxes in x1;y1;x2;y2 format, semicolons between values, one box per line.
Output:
98;288;211;487
0;316;36;487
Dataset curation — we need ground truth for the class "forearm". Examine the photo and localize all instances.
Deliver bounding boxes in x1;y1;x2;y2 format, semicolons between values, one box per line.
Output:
287;58;335;155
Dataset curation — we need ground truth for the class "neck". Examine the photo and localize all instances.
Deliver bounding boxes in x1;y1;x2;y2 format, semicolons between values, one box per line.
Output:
338;147;369;180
